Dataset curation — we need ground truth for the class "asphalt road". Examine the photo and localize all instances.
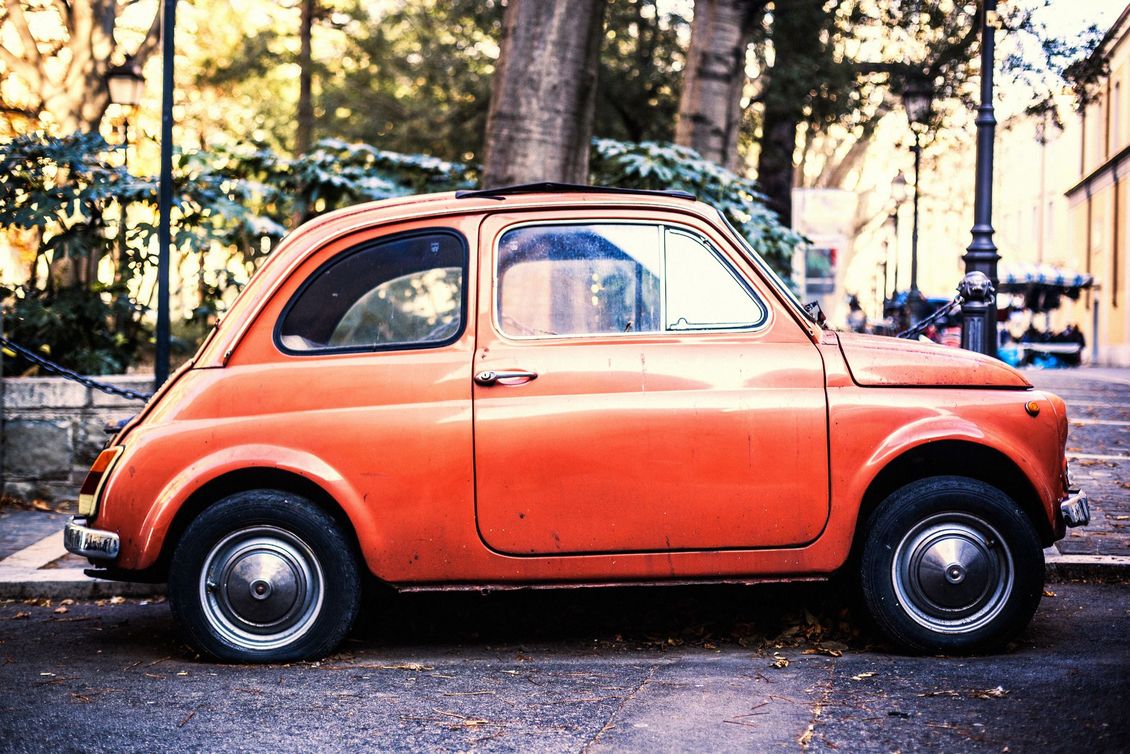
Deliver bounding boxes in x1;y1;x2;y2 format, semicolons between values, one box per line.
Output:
0;580;1127;753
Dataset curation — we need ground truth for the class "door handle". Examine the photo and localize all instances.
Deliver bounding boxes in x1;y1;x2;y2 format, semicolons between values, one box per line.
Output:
475;369;538;386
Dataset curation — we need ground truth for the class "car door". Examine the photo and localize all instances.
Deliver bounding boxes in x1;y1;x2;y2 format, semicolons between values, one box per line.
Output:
472;210;830;556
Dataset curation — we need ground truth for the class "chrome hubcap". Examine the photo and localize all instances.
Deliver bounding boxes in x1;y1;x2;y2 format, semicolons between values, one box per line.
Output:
199;526;324;652
892;512;1013;634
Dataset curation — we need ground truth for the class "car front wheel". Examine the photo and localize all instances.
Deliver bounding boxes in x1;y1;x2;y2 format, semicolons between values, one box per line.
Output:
860;476;1044;654
168;490;361;663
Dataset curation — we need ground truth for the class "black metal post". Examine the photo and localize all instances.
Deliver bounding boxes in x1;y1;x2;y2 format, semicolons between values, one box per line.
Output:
910;131;921;294
960;0;999;357
890;210;900;297
156;0;176;388
119;116;129;274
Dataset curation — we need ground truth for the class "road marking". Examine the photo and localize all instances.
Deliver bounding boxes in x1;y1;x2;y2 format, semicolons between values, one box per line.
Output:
1065;401;1130;409
1069;419;1130;427
0;531;66;570
1068;452;1130;462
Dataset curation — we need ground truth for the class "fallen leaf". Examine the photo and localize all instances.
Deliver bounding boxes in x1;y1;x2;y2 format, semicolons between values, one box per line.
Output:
974;686;1008;699
53;607;67;615
1115;515;1130;521
919;689;960;697
851;672;876;681
108;597;125;606
770;653;790;669
1043;590;1057;598
12;612;29;620
798;724;815;746
31;500;50;511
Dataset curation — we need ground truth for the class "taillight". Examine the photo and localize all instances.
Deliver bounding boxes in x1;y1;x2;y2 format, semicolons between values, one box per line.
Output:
78;446;124;517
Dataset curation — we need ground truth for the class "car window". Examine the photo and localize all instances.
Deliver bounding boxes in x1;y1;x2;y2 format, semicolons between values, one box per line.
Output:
278;231;466;352
495;223;764;338
664;229;766;330
496;224;661;337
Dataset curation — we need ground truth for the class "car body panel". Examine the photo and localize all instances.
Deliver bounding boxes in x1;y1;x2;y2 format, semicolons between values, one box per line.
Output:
837;331;1032;388
471;209;831;555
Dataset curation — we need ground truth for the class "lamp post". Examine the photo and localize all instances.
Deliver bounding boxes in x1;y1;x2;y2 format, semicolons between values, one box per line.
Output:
901;74;933;320
106;60;144;288
960;0;999;357
156;0;177;388
889;172;908;299
1034;111;1062;265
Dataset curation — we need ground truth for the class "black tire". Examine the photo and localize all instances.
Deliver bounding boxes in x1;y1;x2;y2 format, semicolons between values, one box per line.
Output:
168;489;361;663
859;476;1044;654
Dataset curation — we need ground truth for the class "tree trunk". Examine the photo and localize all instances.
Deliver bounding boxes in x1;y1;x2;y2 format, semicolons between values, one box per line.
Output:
1;0;161;133
481;0;607;187
756;2;822;226
296;0;315;155
674;0;762;171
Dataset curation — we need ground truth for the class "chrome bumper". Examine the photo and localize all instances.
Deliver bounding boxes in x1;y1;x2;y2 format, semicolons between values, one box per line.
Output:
1060;489;1090;528
64;519;120;561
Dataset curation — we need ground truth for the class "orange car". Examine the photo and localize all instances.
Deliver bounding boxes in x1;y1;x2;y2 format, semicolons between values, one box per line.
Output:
65;184;1089;662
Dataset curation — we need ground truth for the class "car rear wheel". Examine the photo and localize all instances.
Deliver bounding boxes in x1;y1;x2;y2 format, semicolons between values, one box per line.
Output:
859;476;1044;654
168;490;361;663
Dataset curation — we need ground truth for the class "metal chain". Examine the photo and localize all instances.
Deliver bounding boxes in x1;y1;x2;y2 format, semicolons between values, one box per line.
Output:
0;336;152;402
896;295;965;340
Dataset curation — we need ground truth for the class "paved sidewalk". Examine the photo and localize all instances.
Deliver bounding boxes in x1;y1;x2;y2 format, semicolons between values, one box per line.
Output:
1024;367;1130;570
1;366;1127;598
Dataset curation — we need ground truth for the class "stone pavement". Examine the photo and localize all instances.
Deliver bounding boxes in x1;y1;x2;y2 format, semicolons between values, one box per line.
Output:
1023;368;1130;561
0;366;1127;598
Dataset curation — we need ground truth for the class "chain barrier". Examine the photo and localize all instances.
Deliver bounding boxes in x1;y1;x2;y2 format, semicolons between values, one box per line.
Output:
0;336;152;402
896;295;965;341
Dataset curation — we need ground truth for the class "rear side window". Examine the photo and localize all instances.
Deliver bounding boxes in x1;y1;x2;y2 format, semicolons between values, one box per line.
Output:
277;230;467;353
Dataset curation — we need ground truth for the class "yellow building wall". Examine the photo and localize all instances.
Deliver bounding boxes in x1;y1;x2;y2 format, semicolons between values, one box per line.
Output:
1065;9;1130;365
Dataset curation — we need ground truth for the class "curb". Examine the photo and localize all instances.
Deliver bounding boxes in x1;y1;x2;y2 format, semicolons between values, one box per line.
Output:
1;560;1127;601
0;568;163;599
1044;548;1130;583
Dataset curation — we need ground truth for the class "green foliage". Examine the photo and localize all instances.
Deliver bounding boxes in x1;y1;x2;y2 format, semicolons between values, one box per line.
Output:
590;139;803;277
596;0;688;143
0;131;801;374
1;284;141;376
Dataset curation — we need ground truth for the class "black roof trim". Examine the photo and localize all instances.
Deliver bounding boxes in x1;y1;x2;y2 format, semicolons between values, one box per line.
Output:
454;182;696;202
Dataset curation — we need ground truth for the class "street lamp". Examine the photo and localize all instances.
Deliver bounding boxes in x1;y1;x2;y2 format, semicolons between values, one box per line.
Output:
889;172;908;300
961;0;1000;357
106;60;144;331
106;61;145;110
902;74;932;307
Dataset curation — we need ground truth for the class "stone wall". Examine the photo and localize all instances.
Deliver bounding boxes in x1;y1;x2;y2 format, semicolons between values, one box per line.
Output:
1;375;152;502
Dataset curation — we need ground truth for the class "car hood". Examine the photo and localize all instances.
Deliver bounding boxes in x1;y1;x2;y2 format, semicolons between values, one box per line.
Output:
835;332;1031;389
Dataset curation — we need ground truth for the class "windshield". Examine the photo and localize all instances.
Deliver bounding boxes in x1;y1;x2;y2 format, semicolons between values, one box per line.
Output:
714;209;816;326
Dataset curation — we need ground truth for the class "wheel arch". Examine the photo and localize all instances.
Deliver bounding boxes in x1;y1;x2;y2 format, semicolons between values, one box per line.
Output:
153;467;368;580
852;440;1054;556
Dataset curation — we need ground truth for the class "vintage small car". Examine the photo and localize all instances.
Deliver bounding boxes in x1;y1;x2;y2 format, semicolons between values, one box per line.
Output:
64;184;1089;662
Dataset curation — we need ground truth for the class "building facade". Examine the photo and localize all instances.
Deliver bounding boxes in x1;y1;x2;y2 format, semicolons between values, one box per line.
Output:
1066;5;1130;365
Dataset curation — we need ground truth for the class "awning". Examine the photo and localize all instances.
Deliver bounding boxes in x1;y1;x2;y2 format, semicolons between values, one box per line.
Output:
998;264;1093;293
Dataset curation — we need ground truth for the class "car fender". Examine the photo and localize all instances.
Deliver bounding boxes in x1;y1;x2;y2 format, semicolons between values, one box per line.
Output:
131;444;382;573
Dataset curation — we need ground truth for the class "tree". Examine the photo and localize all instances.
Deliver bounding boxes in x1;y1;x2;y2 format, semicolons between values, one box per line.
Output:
295;0;316;154
596;0;688;144
0;0;161;133
674;0;764;171
481;0;607;186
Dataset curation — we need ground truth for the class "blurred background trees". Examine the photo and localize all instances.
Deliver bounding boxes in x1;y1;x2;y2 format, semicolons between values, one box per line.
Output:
0;0;1105;374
